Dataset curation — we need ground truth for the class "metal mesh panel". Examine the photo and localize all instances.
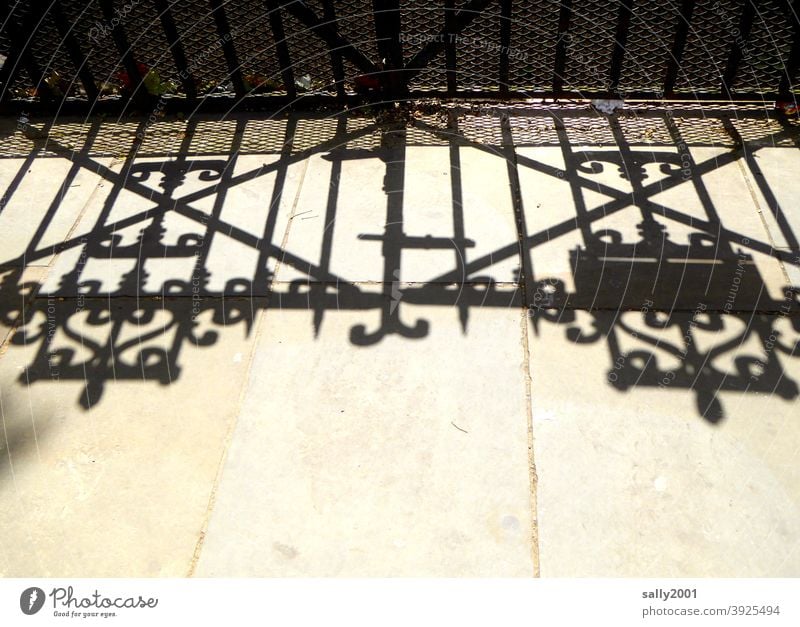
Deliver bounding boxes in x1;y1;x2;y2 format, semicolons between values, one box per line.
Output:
18;6;81;97
335;0;380;87
510;114;561;145
225;0;283;93
168;0;231;95
1;3;47;98
124;1;181;95
2;0;797;105
674;0;742;94
458;112;503;144
619;3;681;93
282;3;337;93
731;115;795;145
508;0;560;91
733;0;794;93
0;23;9;59
563;114;614;143
563;0;619;91
402;0;446;90
456;0;501;91
59;1;125;95
615;114;672;145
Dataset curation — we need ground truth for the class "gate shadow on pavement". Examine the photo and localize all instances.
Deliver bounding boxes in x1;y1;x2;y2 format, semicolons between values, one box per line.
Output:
0;103;799;421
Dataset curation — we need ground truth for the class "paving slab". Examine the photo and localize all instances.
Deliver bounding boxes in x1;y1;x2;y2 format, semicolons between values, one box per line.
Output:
0;295;260;576
195;295;535;576
528;309;800;576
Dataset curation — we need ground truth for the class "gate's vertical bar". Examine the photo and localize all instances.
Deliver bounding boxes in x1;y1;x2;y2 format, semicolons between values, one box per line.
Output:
373;0;406;99
499;0;512;95
553;0;571;95
663;0;696;98
208;0;246;98
153;0;196;100
0;0;18;102
721;0;759;99
0;0;54;103
51;0;99;102
322;0;347;100
25;2;56;102
609;0;634;97
777;0;798;101
445;0;457;94
99;0;149;108
265;0;297;100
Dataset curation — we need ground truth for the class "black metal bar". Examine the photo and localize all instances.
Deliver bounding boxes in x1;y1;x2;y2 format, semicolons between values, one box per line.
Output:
372;0;405;97
721;0;759;98
663;0;697;97
395;88;784;101
208;0;246;97
0;0;54;103
0;1;25;102
404;0;493;78
265;0;297;99
24;2;56;102
51;0;99;102
553;0;571;94
5;88;790;118
322;0;347;99
281;1;379;75
777;0;800;100
98;0;149;108
778;41;800;102
445;0;457;94
153;0;196;100
609;0;635;96
499;0;512;94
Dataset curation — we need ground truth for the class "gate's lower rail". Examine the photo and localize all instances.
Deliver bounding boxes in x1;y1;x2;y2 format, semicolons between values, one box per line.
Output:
1;0;799;114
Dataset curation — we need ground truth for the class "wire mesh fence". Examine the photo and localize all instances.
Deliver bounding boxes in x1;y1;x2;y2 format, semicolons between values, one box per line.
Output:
1;0;798;111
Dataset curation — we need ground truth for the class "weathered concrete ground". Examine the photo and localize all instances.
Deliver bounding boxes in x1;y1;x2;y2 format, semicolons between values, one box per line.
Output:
1;103;798;576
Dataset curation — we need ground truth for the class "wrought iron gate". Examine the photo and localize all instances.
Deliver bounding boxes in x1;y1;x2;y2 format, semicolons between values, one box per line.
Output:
1;0;799;112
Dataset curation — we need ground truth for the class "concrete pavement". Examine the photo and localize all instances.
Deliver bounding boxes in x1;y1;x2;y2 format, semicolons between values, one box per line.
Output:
1;103;799;576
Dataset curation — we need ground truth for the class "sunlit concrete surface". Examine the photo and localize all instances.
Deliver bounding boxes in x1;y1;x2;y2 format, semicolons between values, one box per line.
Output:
0;103;798;576
195;301;534;577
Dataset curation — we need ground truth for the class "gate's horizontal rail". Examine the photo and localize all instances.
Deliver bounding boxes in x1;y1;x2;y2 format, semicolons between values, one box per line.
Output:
0;0;798;114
